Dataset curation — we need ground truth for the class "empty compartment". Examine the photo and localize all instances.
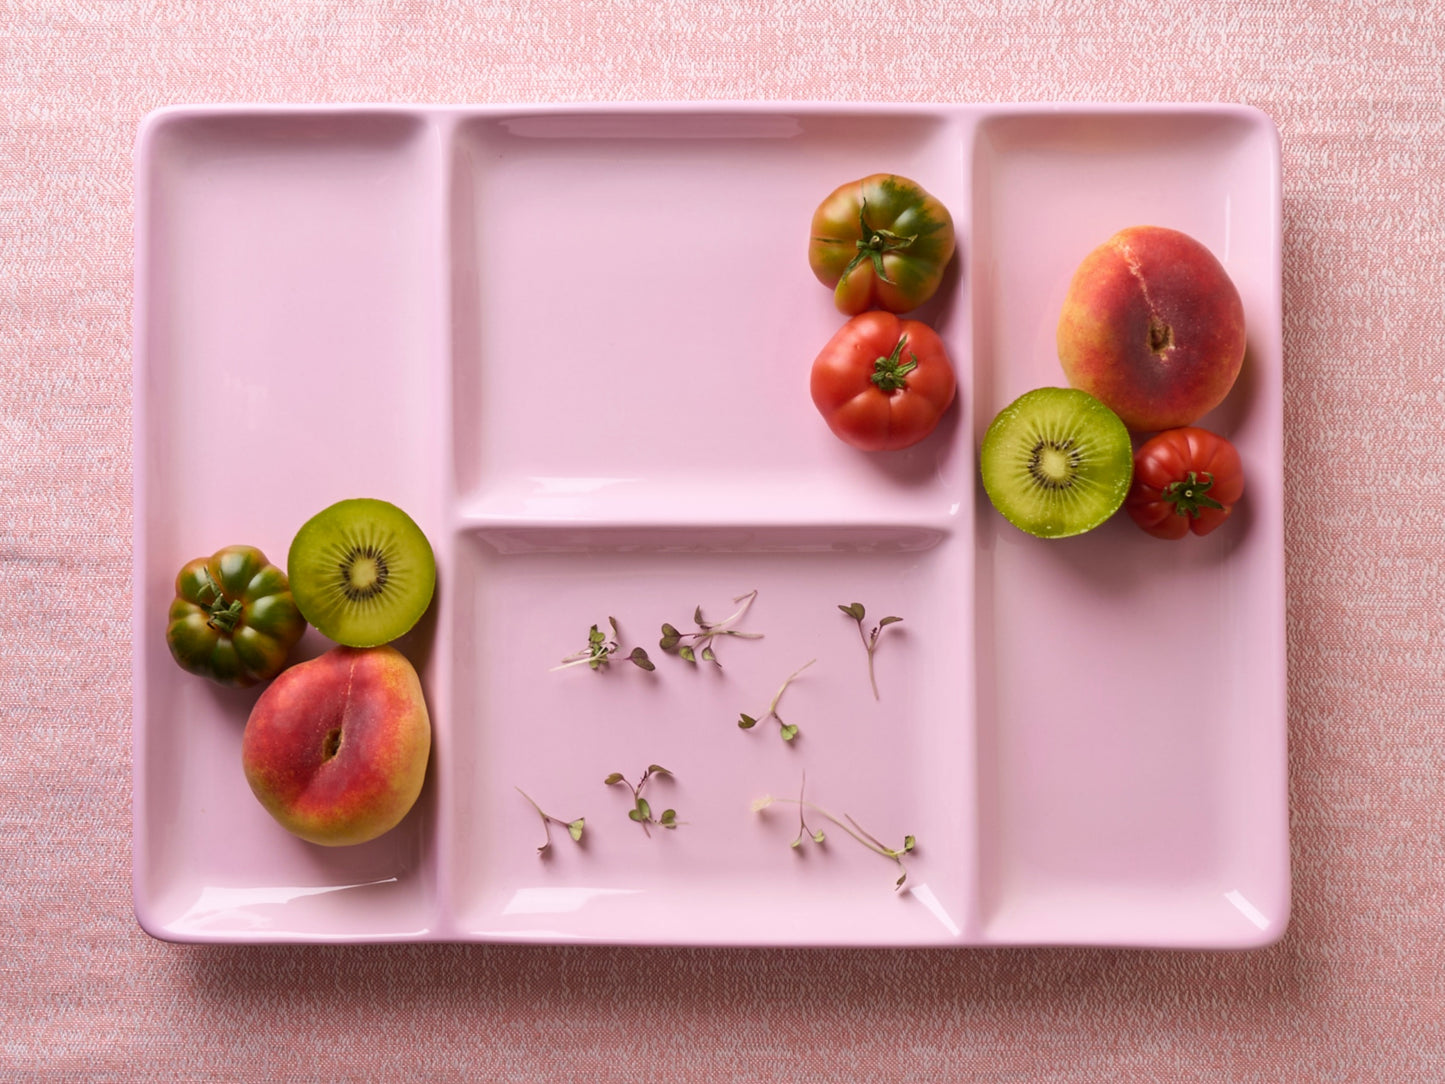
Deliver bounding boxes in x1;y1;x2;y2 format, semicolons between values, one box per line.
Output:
133;111;447;940
444;523;975;944
449;108;971;525
969;108;1287;946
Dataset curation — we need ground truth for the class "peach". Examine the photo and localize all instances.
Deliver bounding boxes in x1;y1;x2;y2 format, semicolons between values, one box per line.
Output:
241;645;430;847
1056;226;1245;432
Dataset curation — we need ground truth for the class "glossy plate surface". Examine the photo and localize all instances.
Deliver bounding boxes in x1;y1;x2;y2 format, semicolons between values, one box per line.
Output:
133;103;1286;946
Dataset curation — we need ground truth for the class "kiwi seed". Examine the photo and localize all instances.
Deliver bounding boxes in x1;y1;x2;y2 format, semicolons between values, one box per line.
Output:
979;387;1133;539
287;498;437;647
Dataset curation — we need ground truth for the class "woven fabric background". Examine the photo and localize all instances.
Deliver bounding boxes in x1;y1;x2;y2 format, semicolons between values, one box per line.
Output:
2;1;1442;1080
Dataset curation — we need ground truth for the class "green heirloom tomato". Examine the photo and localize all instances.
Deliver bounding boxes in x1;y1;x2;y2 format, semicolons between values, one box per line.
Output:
808;173;956;315
166;545;307;687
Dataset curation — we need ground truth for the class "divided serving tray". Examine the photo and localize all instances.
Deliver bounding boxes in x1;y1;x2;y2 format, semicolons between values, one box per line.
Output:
132;103;1286;946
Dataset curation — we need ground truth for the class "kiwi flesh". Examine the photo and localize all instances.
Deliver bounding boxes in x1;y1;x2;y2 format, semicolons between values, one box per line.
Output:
288;498;437;647
979;387;1133;539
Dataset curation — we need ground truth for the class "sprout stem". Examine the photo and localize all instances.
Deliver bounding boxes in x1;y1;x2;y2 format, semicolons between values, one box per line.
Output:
762;776;916;889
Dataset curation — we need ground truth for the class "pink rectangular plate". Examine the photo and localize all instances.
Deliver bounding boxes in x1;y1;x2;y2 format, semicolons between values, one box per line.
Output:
133;103;1286;946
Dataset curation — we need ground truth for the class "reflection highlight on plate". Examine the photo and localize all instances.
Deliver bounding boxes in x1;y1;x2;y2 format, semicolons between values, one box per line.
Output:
529;475;641;496
908;882;963;937
501;886;644;916
1224;889;1271;930
468;524;948;556
498;113;805;141
179;878;401;929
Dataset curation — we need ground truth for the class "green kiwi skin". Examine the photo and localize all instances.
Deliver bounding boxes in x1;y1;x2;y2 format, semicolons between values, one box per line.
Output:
979;387;1133;539
287;498;437;648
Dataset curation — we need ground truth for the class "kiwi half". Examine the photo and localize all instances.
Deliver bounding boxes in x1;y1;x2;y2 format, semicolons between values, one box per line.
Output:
979;387;1133;539
288;498;436;647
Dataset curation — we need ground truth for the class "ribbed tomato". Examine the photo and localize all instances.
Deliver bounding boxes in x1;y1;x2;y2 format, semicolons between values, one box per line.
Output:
166;545;307;685
1125;427;1244;539
808;174;956;315
809;311;956;451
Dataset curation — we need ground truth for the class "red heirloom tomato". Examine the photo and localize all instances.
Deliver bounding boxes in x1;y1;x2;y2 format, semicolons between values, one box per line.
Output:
810;311;957;451
1125;427;1244;539
808;173;956;315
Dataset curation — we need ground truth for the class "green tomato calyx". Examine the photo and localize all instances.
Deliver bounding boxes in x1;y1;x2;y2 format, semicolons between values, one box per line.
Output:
1163;471;1225;519
199;569;244;634
870;335;918;393
841;199;916;286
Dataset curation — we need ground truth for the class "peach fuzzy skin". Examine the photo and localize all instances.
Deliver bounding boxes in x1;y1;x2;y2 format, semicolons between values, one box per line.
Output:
1056;226;1246;432
241;645;431;847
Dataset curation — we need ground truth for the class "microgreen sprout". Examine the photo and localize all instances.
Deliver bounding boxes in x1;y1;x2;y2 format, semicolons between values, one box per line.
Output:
553;617;654;673
660;589;763;666
838;602;902;700
784;773;826;847
515;787;585;857
753;774;917;890
604;764;679;835
737;659;815;742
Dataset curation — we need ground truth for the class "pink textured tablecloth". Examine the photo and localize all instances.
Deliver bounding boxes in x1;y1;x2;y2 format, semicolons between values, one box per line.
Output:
2;1;1442;1080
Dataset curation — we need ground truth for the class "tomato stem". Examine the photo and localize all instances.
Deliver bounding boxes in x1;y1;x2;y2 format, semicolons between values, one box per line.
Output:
199;568;243;634
1163;471;1225;519
870;335;918;392
839;198;917;286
